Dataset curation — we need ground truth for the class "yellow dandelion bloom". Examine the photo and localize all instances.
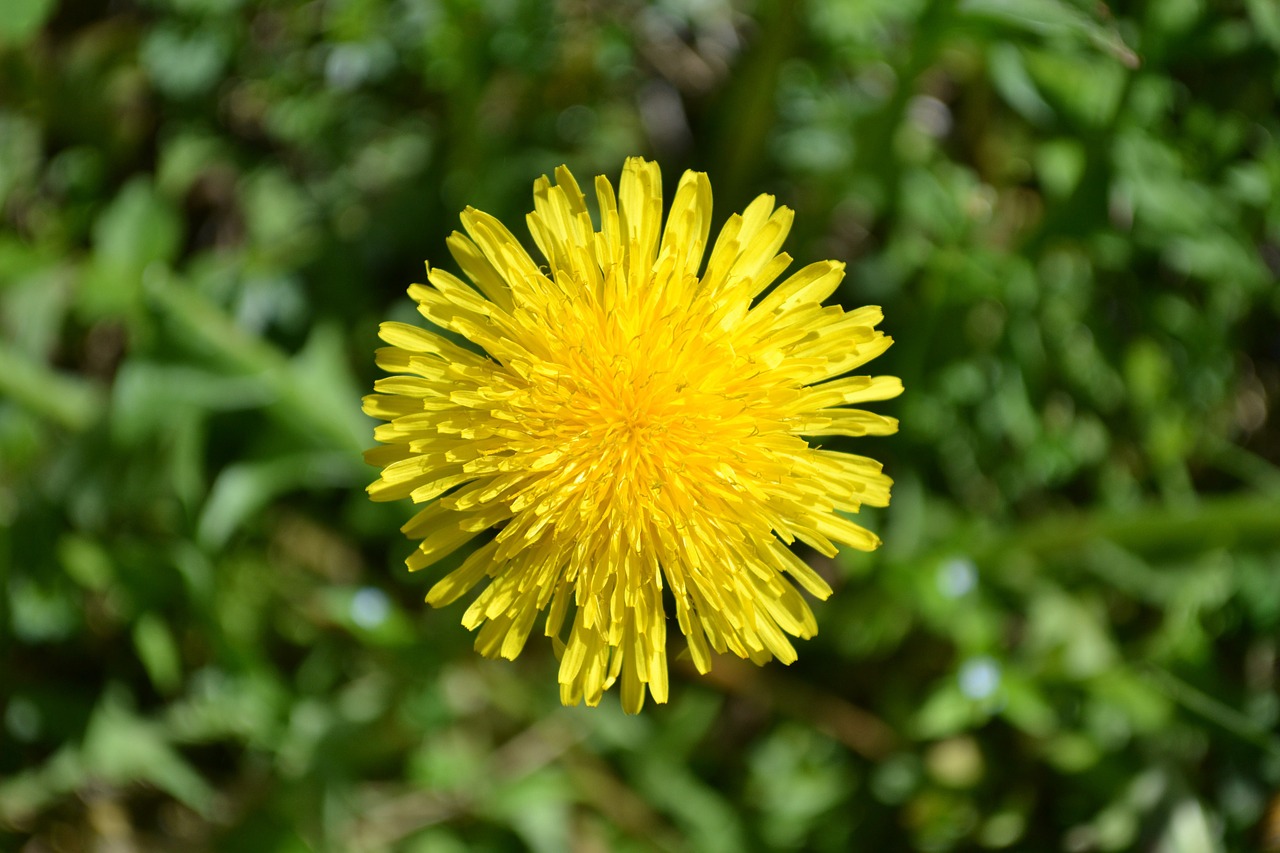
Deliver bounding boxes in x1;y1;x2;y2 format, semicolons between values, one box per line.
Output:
364;157;901;713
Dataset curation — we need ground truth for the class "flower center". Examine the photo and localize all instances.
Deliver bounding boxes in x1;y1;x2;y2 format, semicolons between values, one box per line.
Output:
561;340;710;499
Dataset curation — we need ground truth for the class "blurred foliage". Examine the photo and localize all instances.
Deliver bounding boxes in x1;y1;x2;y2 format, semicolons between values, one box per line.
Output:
2;0;1279;850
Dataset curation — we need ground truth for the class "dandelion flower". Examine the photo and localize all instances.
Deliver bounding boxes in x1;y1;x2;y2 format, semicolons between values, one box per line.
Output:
364;158;901;713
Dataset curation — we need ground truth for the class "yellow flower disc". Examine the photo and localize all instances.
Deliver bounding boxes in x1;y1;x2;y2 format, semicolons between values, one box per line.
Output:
364;157;901;713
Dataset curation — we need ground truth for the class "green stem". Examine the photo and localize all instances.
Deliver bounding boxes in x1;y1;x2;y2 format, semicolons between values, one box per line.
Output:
145;270;368;454
0;342;106;430
982;494;1280;560
1140;664;1280;757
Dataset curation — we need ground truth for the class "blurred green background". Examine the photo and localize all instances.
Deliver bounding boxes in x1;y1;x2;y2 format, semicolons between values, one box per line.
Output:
2;0;1279;850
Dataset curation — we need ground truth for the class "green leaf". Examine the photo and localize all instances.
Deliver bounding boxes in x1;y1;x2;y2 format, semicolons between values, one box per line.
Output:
198;451;360;546
1124;339;1172;413
133;612;183;694
999;672;1059;737
58;535;115;591
913;682;983;739
1245;0;1280;49
9;576;80;643
242;169;317;262
485;770;574;853
987;43;1055;125
93;179;183;274
1024;47;1129;127
81;179;182;318
82;689;214;815
285;321;371;452
0;112;42;207
0;0;56;46
635;759;747;853
141;25;229;98
1041;731;1101;772
0;341;106;430
961;0;1138;66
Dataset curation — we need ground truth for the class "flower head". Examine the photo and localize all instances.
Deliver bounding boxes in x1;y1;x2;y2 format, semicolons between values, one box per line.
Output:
364;158;900;712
